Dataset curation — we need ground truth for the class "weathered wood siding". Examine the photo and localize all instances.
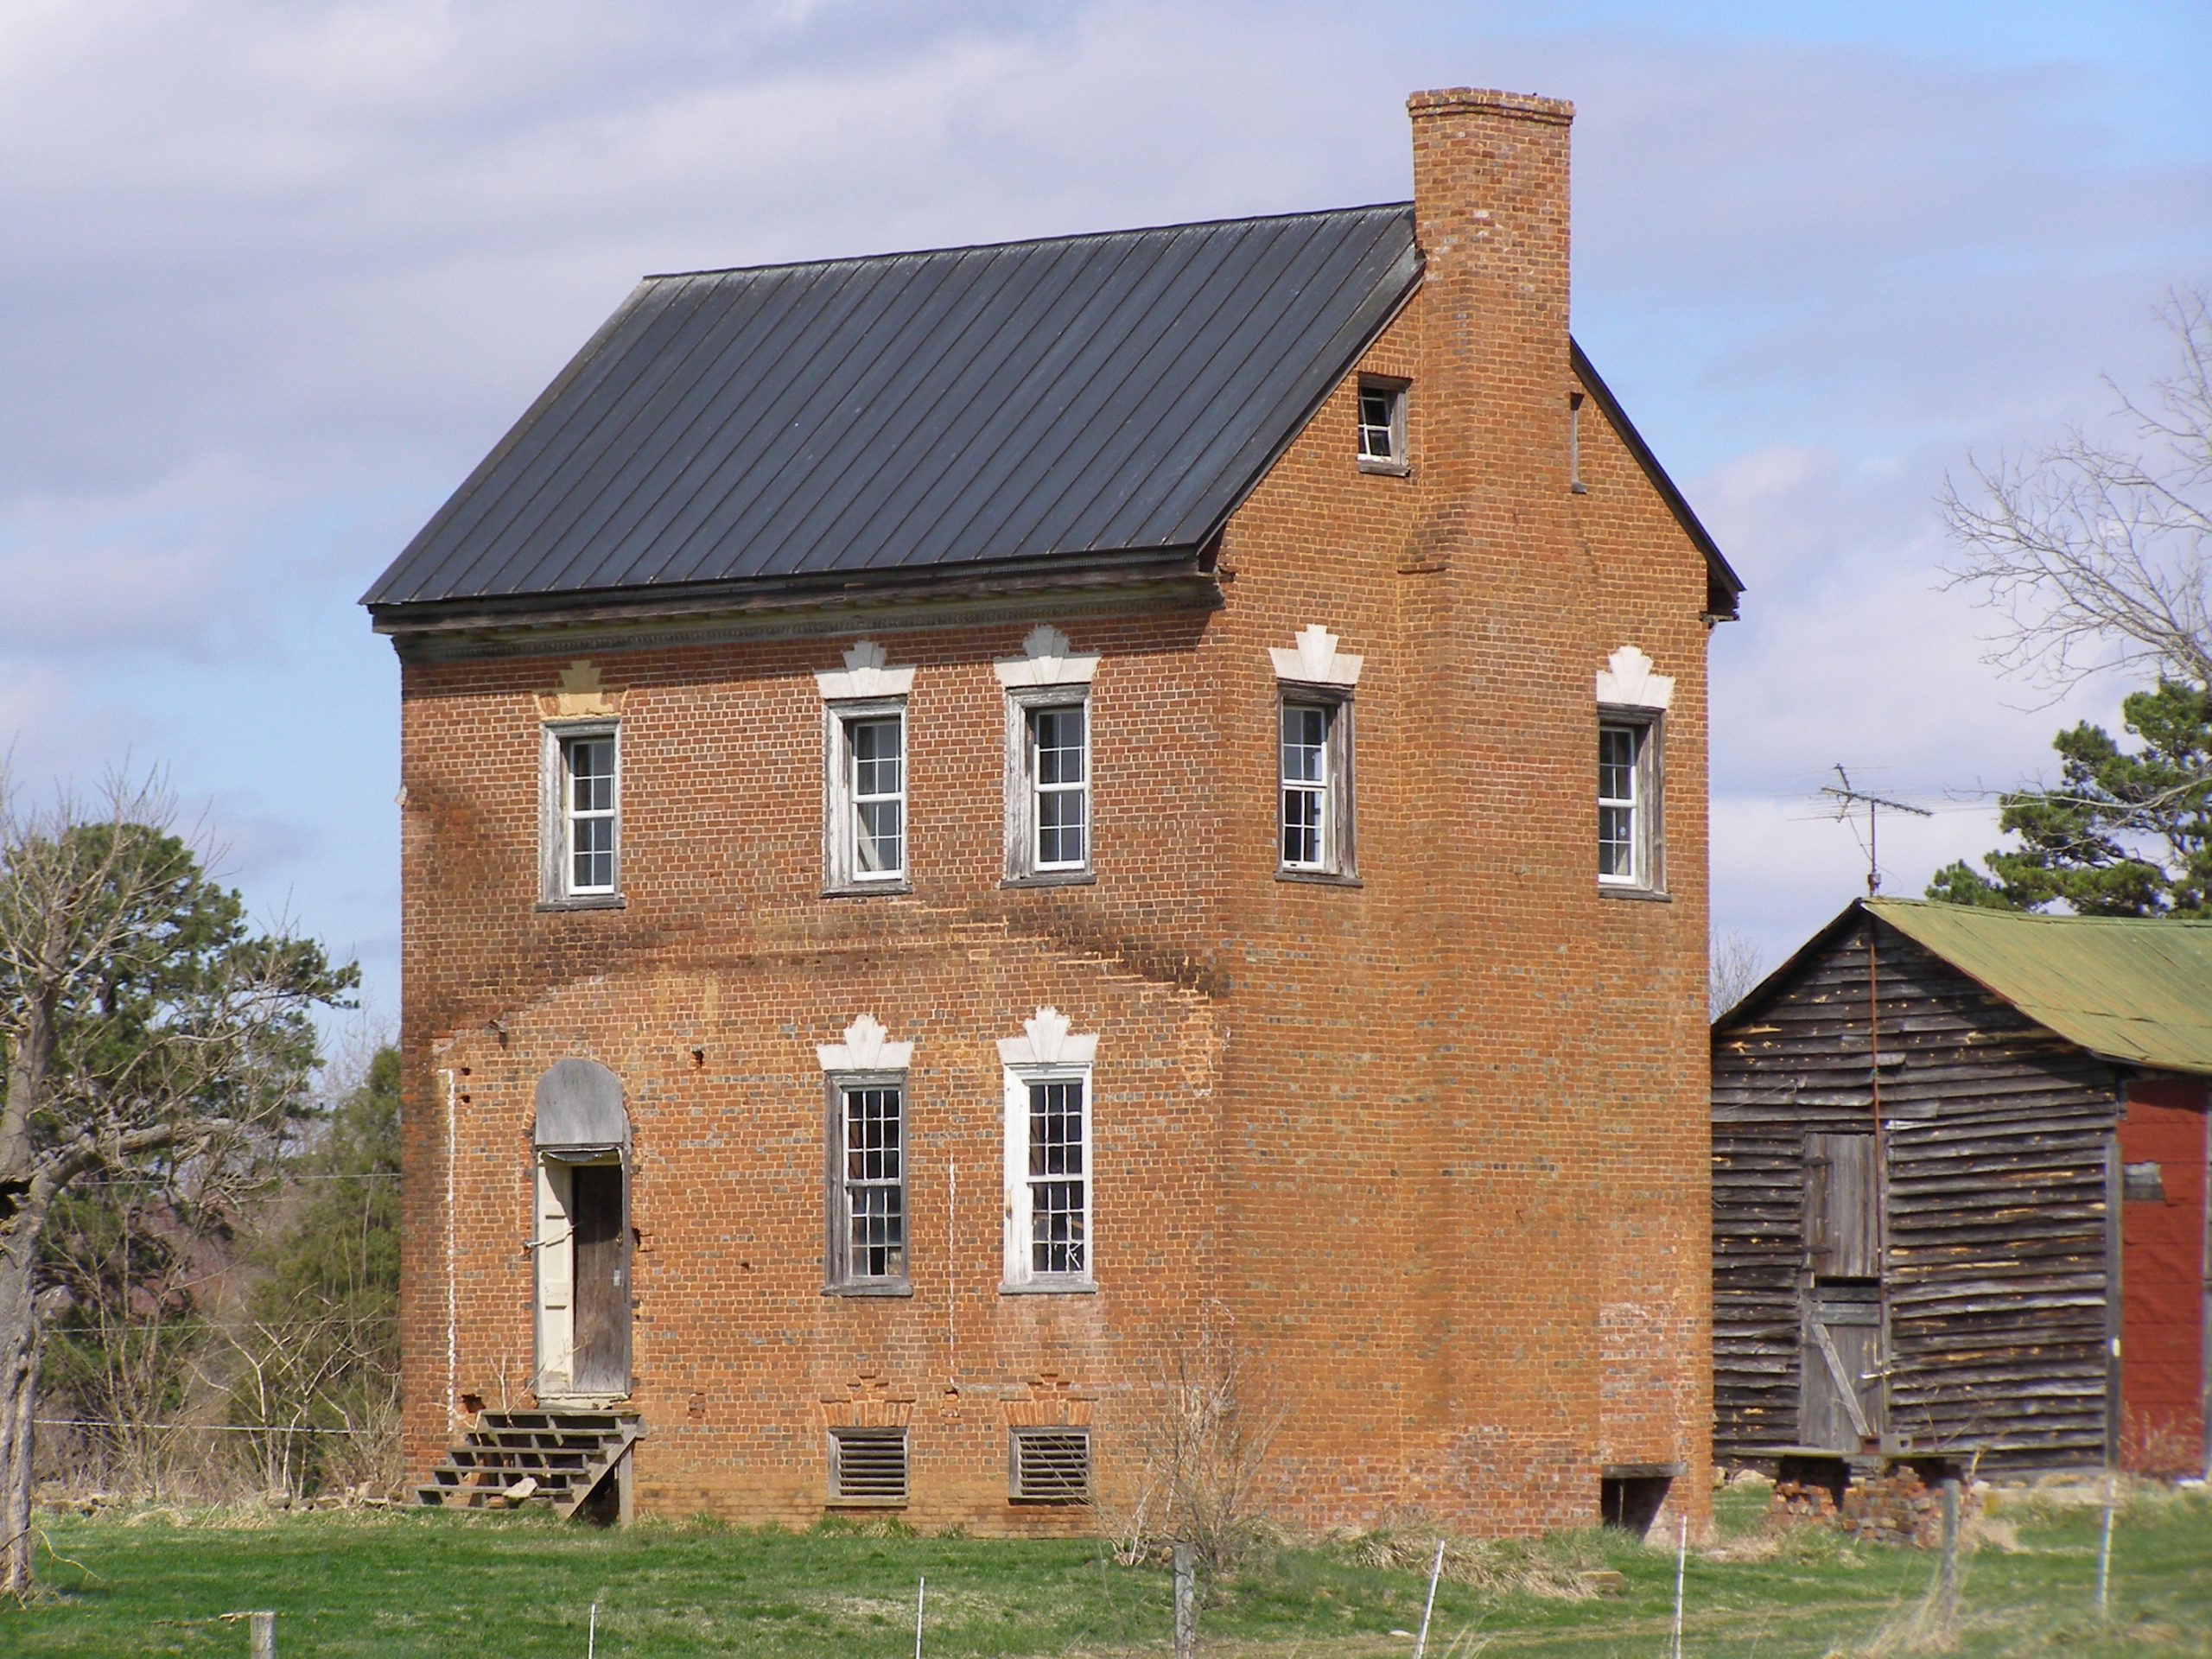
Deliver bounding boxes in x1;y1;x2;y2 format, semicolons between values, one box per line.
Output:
1713;912;2118;1471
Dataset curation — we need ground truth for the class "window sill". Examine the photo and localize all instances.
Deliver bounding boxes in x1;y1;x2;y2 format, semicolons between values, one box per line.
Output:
823;1281;913;1299
537;893;628;913
1357;457;1410;477
998;1278;1097;1296
821;880;913;899
1275;868;1363;888
826;1497;908;1510
1001;870;1096;890
1599;884;1672;903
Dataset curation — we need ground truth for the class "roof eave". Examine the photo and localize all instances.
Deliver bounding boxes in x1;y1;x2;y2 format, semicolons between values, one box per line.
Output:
369;544;1217;661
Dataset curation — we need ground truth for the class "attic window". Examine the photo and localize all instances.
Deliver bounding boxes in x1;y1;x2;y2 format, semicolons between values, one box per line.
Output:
1357;380;1408;474
828;1427;908;1504
1008;1427;1090;1503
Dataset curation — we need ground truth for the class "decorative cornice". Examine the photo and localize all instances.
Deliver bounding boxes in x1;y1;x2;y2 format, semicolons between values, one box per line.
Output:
815;639;914;701
994;625;1100;689
817;1013;912;1073
1595;645;1673;711
995;1006;1097;1067
1268;624;1363;688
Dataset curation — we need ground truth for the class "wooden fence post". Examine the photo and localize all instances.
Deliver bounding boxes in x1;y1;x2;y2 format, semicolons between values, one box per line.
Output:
1172;1541;1196;1659
1936;1477;1961;1637
247;1610;275;1659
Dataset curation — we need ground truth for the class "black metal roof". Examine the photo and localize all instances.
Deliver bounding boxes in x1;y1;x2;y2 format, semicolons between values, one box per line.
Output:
364;204;1422;612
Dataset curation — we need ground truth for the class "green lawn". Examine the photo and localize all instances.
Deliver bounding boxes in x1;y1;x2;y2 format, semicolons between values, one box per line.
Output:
8;1483;2208;1656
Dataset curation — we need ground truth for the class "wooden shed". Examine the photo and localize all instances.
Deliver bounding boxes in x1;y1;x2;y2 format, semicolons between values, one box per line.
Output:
1713;899;2210;1478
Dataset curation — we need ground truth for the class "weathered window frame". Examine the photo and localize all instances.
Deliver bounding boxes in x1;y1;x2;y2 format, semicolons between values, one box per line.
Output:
1593;645;1672;900
998;1007;1096;1294
1597;712;1664;894
1003;686;1093;885
1277;690;1356;881
538;718;622;908
1356;376;1409;475
823;696;911;895
817;1014;914;1298
996;626;1100;887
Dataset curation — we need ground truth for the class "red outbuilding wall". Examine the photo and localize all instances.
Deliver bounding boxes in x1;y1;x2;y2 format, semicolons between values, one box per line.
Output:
2119;1075;2209;1477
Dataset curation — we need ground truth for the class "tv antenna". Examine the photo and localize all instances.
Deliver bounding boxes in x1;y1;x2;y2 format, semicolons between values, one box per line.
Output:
1821;766;1930;895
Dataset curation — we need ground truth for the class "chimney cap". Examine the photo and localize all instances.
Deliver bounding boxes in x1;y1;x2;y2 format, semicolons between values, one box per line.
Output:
1407;87;1573;126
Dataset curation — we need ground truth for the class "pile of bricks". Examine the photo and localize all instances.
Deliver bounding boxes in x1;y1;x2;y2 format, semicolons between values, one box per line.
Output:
1763;1478;1838;1528
1837;1468;1975;1548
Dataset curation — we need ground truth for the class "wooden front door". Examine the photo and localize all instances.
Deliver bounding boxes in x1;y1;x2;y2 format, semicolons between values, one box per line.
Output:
1801;1134;1885;1449
569;1162;630;1396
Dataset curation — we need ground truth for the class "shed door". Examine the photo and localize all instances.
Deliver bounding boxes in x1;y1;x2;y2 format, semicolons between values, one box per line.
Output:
1806;1133;1879;1277
1802;1282;1886;1450
569;1163;630;1396
1802;1134;1885;1450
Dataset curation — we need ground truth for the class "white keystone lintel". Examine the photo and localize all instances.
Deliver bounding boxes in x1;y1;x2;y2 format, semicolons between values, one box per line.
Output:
816;639;915;701
1595;645;1673;711
1269;624;1363;688
994;625;1100;689
996;1006;1098;1067
817;1013;913;1072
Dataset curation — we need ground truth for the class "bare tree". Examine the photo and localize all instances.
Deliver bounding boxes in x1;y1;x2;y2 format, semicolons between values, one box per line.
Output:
0;779;352;1596
1709;928;1769;1019
1943;287;2212;689
1110;1304;1286;1578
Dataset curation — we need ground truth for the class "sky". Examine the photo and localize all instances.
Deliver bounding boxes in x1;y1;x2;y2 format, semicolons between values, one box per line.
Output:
3;0;2209;1025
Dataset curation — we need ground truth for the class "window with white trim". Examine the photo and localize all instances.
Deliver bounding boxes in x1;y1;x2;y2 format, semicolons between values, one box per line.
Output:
999;1007;1096;1292
1268;626;1361;881
1356;378;1408;474
830;1078;906;1287
1593;645;1671;897
1279;696;1353;877
540;721;620;904
997;626;1100;885
824;700;907;891
1598;715;1662;891
817;1014;913;1294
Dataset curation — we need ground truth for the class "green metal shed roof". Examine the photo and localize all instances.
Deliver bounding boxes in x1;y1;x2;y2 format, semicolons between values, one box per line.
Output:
1866;898;2212;1077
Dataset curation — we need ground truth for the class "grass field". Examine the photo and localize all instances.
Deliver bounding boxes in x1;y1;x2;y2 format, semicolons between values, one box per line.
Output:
7;1481;2208;1656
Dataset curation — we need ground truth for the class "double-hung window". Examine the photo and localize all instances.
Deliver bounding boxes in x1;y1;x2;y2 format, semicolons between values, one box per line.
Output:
997;626;1099;885
826;702;907;891
830;1078;907;1288
540;721;620;906
1269;626;1360;882
1030;702;1088;869
1594;645;1671;897
1280;698;1353;876
817;641;916;895
817;1013;913;1295
998;1007;1096;1293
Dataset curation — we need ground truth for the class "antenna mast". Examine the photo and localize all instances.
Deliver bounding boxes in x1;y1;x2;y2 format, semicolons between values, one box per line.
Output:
1820;766;1930;895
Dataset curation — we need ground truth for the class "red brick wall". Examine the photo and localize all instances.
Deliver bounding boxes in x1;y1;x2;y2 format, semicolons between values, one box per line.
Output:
391;86;1717;1537
2120;1076;2209;1477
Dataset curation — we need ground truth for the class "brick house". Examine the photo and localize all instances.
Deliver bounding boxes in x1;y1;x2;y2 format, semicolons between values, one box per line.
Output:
363;86;1742;1535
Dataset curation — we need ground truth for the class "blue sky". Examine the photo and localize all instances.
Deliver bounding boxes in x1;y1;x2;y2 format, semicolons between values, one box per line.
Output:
3;0;2208;1022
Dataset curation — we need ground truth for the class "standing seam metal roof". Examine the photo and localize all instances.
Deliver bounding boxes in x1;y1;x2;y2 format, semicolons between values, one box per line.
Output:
363;205;1422;608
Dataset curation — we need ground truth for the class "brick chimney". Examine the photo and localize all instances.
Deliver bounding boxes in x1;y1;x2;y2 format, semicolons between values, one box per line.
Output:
1407;86;1575;517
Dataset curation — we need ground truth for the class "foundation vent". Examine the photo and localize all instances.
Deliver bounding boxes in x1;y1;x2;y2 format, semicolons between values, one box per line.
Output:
828;1427;908;1505
1008;1427;1090;1503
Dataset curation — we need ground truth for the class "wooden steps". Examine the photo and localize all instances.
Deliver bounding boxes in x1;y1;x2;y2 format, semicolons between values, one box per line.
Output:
415;1409;643;1521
